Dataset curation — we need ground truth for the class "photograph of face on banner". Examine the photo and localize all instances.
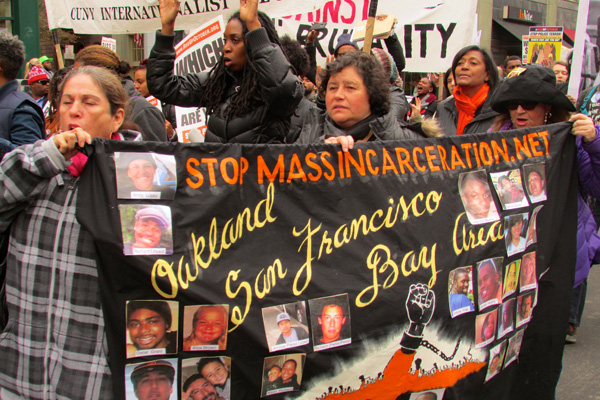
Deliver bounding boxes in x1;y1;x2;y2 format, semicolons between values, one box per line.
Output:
504;213;529;257
408;388;446;400
490;170;528;210
523;163;547;203
504;329;525;367
497;298;516;339
119;205;173;256
516;290;536;328
309;294;351;351
261;354;305;397
520;251;538;291
181;357;231;400
503;261;520;298
475;309;498;348
477;257;504;310
125;358;178;400
126;300;178;358
262;301;310;352
485;340;507;382
183;305;229;351
458;170;500;225
448;267;475;317
115;152;177;200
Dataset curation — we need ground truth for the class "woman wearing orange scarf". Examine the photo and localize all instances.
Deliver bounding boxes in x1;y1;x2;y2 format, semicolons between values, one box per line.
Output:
436;45;499;135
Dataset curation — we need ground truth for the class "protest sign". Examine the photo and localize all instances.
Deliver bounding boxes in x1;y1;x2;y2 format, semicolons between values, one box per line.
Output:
526;26;563;66
44;0;327;34
45;0;477;73
171;16;225;143
277;0;477;72
78;122;576;399
146;96;163;113
522;35;529;64
101;36;117;52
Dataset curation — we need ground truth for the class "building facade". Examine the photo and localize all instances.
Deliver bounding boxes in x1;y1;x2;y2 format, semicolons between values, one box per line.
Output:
479;0;579;64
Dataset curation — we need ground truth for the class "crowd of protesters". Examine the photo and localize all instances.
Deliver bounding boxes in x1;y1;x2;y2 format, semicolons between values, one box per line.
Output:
0;0;598;397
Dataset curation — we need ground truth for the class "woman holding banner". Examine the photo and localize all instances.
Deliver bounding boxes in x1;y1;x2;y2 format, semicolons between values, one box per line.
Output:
489;64;600;343
0;66;141;398
297;51;441;148
436;45;499;135
147;0;303;144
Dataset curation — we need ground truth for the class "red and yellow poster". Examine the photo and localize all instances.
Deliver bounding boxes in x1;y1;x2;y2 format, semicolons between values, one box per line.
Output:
527;26;563;67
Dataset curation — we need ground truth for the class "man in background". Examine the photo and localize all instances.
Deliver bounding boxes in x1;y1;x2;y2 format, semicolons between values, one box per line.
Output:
27;67;49;112
130;360;175;400
0;32;44;160
39;55;54;78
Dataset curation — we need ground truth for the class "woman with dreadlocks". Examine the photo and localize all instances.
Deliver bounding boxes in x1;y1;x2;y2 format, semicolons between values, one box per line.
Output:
147;0;303;143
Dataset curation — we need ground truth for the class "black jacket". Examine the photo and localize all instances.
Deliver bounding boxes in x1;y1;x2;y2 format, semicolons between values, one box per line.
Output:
147;28;303;143
0;80;44;159
297;108;437;144
435;94;498;136
288;97;317;143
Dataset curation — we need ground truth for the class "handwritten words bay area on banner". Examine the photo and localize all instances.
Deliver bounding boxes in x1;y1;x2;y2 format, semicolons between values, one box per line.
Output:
77;122;576;400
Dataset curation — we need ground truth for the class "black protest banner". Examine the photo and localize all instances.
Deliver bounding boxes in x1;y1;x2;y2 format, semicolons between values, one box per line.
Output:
77;122;576;400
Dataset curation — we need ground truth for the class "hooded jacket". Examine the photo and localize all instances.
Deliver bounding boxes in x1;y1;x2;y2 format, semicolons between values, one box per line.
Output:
296;108;442;145
147;28;303;143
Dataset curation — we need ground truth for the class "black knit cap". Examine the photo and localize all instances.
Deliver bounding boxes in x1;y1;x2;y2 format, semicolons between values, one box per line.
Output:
334;33;359;56
490;65;576;113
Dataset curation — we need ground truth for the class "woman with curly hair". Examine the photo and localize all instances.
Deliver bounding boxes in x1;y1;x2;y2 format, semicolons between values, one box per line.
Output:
147;0;303;143
297;51;441;148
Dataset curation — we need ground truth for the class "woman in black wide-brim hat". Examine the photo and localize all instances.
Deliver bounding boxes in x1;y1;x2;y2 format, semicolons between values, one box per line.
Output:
488;64;575;131
489;64;600;345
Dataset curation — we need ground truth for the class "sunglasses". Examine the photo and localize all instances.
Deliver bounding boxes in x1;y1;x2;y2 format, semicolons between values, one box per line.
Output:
37;80;50;85
507;101;538;111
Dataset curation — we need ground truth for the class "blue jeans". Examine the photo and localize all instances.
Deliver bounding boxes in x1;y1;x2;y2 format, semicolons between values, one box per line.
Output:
569;279;587;327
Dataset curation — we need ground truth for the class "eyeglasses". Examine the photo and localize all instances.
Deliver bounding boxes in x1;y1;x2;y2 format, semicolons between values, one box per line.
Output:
507;101;538;111
37;80;50;85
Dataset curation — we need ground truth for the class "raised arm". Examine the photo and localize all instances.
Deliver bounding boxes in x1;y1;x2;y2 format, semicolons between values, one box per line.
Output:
146;0;208;107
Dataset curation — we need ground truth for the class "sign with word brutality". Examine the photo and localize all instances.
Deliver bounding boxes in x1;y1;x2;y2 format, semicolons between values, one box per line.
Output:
279;0;478;72
46;0;477;72
78;122;576;400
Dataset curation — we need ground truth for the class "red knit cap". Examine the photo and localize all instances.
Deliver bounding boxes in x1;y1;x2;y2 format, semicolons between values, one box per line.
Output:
28;67;49;85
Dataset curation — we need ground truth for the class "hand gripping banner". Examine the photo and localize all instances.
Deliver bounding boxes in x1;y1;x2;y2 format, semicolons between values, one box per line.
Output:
77;122;577;400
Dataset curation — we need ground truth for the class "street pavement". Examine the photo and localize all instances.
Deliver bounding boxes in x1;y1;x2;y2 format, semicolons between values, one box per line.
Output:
556;266;600;400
